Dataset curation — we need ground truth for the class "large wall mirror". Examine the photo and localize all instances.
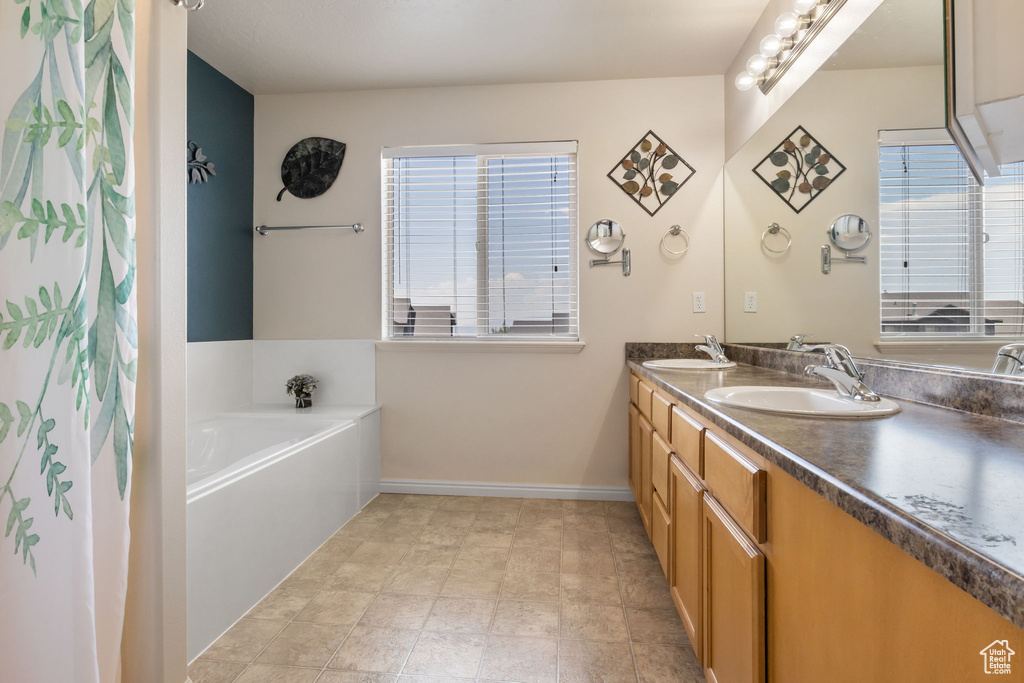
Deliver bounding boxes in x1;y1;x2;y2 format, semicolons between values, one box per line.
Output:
724;0;1024;374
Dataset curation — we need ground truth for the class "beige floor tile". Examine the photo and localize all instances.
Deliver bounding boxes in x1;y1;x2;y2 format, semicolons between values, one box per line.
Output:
333;519;383;541
610;530;655;555
618;574;672;608
389;507;436;525
479;635;557;683
507;547;560;573
423;596;496;634
288;555;345;586
292;589;375;625
625;607;689;645
187;659;247;683
254;622;347;667
512;528;562;550
471;512;519;532
562;500;608;515
613;553;663;579
605;501;640;519
490;601;559;638
201;618;287;663
364;494;403;510
560;574;622;605
517;515;562;532
440;569;504;598
452;545;509;572
557;640;637;682
233;664;321;683
400;543;460;568
396;676;475;682
347;542;410;565
369;523;425;545
631;643;703;682
438;496;486;512
402;631;487;678
520;499;562;515
416;525;470;546
559;604;629;642
607;516;645;535
561;529;611;551
500;572;560;603
381;565;449;596
428;510;477;528
479;497;524;513
314;538;364;563
317;672;399;683
326;563;395;593
358;594;435;629
400;495;449;509
560;551;615;577
462;529;514;549
562;513;609;532
327;625;419;673
246;584;317;621
351;508;396;524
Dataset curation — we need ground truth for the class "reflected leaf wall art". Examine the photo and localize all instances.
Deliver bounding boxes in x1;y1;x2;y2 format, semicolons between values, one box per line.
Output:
753;126;845;213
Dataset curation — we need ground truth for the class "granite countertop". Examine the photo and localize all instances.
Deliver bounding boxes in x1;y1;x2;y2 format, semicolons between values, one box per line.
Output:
628;359;1024;630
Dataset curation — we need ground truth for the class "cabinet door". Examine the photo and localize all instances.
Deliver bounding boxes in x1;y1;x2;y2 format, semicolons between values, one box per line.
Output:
652;492;671;577
639;415;654;533
702;493;765;683
628;403;640;500
651;430;671;509
670;456;705;662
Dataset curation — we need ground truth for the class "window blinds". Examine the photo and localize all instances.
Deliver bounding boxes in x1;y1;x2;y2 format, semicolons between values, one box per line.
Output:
879;131;1024;338
382;142;578;340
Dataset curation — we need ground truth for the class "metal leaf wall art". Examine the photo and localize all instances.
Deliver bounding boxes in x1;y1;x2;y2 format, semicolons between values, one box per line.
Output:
277;136;347;201
753;126;845;213
607;130;695;216
187;140;216;184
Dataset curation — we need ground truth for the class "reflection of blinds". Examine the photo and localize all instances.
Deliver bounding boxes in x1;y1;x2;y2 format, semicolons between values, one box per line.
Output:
382;142;578;340
879;130;1024;338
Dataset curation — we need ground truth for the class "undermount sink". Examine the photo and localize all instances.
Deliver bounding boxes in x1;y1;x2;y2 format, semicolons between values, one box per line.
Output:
643;359;737;370
704;386;901;418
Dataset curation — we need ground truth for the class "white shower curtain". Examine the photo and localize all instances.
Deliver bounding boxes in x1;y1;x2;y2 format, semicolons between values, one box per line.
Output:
0;1;137;682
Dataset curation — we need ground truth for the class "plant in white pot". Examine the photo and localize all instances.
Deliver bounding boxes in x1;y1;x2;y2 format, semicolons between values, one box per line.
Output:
286;374;319;409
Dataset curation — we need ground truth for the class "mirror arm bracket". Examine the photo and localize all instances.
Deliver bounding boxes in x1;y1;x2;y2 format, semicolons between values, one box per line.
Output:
590;249;631;277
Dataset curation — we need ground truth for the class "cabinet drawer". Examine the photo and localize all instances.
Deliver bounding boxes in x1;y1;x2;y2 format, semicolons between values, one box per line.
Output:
652;430;671;509
629;374;640;406
638;381;654;421
652;491;671;578
671;406;705;478
651;391;674;439
704;432;767;544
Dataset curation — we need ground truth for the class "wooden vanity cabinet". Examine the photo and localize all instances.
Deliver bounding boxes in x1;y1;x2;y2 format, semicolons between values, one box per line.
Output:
702;493;766;683
669;455;705;662
638;414;654;533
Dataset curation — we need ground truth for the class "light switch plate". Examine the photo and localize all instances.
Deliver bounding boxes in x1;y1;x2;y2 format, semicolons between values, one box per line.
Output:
744;291;758;313
692;292;706;313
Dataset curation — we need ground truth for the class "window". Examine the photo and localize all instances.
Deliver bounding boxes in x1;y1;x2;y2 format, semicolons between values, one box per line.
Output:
879;130;1024;339
382;142;578;341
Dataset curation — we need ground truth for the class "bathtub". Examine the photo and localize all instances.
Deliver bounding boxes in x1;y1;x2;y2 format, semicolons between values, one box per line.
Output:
186;407;380;661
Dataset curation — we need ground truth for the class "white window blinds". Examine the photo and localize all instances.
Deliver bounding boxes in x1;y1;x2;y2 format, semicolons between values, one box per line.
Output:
382;142;578;341
879;131;1024;339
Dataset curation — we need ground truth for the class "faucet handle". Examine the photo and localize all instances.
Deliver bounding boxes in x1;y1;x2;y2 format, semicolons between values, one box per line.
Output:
807;344;863;379
694;334;722;351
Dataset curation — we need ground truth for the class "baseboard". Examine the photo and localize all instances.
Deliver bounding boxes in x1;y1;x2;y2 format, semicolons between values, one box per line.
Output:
379;478;633;501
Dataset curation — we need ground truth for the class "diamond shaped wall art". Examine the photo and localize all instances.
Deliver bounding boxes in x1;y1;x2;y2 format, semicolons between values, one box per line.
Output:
607;130;695;216
753;126;845;213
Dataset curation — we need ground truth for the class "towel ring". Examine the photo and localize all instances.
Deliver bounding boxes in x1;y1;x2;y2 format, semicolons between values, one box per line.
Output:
661;225;690;256
761;223;792;254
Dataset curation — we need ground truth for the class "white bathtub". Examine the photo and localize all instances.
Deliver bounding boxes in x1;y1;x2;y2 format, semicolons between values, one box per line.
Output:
186;407;380;661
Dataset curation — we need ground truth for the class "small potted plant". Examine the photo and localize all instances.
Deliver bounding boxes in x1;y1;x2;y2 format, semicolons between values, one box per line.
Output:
286;374;319;409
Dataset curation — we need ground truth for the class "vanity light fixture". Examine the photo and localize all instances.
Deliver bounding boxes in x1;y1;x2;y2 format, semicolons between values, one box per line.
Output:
735;0;846;95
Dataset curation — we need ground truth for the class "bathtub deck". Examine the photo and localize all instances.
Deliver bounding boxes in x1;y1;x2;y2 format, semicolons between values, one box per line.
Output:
188;493;704;682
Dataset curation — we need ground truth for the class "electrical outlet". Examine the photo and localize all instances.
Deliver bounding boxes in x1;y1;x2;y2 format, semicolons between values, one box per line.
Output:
692;292;706;313
744;291;758;313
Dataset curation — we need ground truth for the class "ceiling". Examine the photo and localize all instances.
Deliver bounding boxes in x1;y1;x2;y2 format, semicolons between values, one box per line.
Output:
188;0;772;95
823;0;944;71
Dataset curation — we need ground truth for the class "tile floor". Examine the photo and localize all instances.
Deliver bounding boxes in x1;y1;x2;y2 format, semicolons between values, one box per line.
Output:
189;494;705;683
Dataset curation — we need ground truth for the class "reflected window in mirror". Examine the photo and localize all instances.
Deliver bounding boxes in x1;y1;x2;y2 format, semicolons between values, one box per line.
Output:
879;130;1024;340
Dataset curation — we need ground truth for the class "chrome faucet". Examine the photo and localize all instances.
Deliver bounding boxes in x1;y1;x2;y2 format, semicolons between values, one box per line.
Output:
787;334;813;351
695;334;730;364
992;343;1024;376
804;344;880;402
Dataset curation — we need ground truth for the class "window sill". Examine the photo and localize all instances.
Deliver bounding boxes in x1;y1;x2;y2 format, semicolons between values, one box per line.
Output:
874;338;1016;353
375;339;586;354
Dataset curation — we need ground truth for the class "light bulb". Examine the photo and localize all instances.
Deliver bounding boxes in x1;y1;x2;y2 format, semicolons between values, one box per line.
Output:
759;34;783;58
774;12;800;37
792;0;818;15
746;54;769;76
735;72;757;91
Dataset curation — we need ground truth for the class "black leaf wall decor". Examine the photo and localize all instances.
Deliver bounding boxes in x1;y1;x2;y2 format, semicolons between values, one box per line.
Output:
277;136;347;201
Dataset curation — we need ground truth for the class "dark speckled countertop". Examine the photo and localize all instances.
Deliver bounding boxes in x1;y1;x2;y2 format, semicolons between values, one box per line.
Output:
628;359;1024;630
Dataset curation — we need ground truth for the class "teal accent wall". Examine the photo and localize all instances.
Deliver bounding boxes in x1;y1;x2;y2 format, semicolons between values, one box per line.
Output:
187;51;254;342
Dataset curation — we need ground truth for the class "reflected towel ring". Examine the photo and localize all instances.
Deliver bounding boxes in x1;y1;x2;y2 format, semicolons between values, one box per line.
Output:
661;225;690;256
761;223;792;254
170;0;205;10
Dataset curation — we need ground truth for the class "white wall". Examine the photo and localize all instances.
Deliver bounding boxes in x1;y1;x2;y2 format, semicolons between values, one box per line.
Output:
253;76;725;488
724;66;944;358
